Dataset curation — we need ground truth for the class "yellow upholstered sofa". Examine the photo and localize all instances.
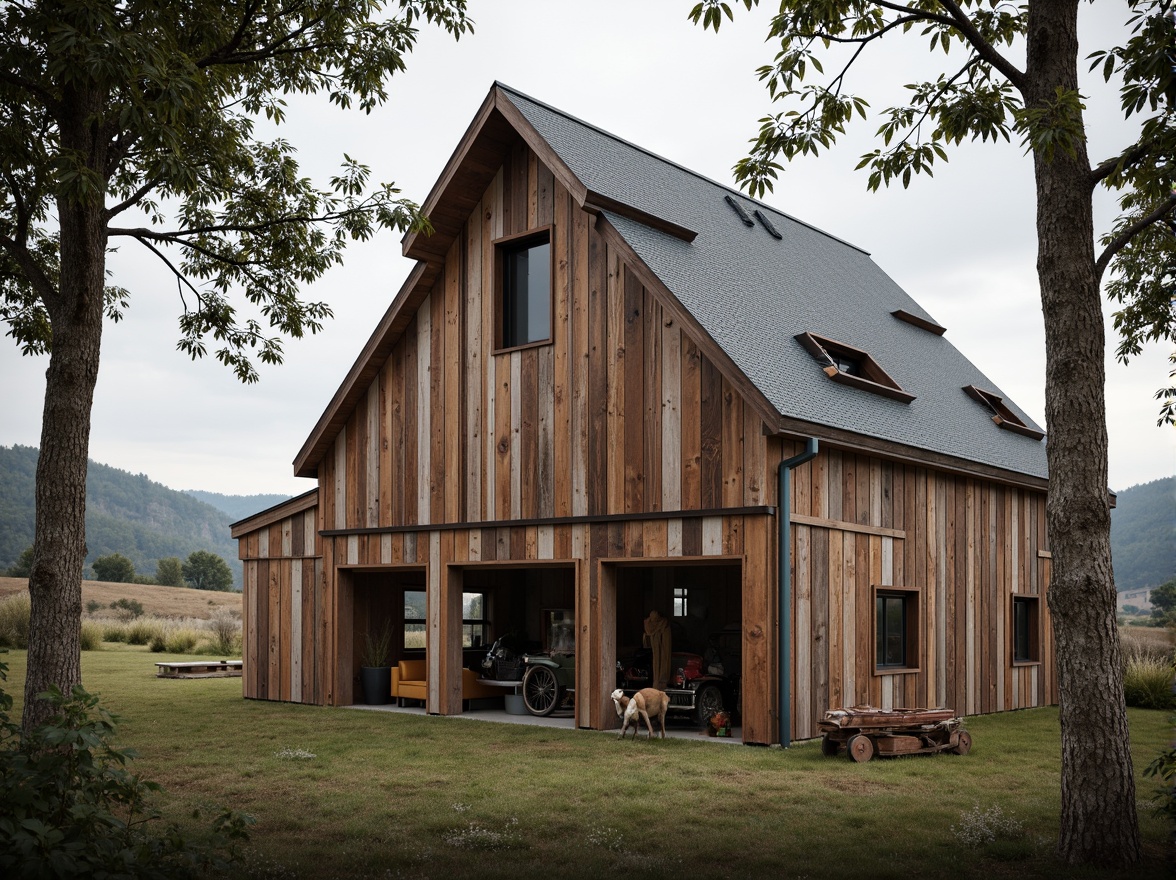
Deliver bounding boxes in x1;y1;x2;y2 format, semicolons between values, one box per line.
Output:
391;659;502;707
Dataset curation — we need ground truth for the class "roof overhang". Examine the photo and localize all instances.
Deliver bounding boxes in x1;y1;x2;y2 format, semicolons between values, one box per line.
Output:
230;488;319;538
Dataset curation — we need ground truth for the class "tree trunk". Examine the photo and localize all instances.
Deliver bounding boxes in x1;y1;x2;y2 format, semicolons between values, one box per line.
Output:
21;85;108;734
1026;1;1140;866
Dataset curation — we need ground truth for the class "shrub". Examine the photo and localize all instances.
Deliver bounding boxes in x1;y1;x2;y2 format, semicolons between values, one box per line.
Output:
1124;655;1176;710
124;620;161;646
1144;717;1176;846
85;599;104;615
0;593;31;649
79;620;103;651
164;631;197;654
149;635;167;653
110;597;144;621
206;607;241;656
102;623;126;642
0;661;252;878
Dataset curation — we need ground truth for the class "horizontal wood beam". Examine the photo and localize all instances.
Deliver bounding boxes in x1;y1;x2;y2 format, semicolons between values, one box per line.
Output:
789;513;906;540
320;505;775;537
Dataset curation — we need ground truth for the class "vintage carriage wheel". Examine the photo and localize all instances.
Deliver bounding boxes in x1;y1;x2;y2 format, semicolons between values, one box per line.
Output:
952;730;973;755
692;684;725;727
820;734;840;757
847;733;875;763
522;665;560;716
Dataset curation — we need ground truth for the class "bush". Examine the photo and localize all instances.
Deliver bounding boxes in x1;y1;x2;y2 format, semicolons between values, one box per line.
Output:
164;631;197;654
0;593;31;649
206;607;241;656
79;620;102;651
0;661;252;878
149;635;167;653
110;597;144;621
85;599;104;615
124;620;161;646
1123;641;1176;710
102;623;127;643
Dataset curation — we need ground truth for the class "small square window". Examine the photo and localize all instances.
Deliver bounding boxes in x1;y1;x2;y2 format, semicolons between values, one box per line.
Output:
1012;595;1041;664
673;587;688;618
496;228;552;351
873;586;920;673
796;332;915;403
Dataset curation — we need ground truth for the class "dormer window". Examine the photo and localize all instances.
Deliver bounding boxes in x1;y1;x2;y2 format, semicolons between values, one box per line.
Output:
795;332;915;404
962;385;1045;440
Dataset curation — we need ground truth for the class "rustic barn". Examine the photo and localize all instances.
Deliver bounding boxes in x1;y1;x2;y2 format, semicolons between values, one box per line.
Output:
231;83;1054;745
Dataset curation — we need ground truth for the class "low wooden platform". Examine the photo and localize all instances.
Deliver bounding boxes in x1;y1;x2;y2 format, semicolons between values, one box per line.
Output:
155;660;243;679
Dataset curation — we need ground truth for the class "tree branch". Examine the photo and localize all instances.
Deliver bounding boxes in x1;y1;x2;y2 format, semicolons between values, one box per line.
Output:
134;235;206;303
1095;195;1176;281
0;231;57;306
0;67;59;109
1090;142;1149;187
105;178;161;220
929;0;1027;91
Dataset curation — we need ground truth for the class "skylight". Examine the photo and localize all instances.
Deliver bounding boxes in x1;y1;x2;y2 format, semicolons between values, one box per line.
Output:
962;385;1045;440
795;332;915;404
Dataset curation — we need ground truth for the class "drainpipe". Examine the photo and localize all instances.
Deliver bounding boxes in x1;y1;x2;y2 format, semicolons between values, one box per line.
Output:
778;437;818;748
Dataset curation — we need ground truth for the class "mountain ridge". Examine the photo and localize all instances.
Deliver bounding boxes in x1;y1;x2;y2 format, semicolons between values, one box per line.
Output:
0;445;292;588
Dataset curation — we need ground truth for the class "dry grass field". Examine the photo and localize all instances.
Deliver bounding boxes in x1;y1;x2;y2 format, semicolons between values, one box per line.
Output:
0;576;240;619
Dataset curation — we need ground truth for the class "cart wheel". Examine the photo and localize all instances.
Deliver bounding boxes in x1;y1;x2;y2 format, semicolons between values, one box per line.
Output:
522;665;560;716
820;734;840;757
692;684;725;727
847;734;874;763
952;730;973;756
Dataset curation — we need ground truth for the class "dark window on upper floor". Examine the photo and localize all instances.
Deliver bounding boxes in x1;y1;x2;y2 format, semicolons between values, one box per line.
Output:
496;228;552;352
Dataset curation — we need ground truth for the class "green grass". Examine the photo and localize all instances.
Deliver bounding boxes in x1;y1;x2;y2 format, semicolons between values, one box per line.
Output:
3;646;1172;879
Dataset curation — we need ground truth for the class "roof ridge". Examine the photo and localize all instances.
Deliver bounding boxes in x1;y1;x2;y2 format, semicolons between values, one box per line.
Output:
493;81;870;257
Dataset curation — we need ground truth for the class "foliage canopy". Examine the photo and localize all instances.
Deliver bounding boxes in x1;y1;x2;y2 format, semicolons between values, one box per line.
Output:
91;553;135;584
0;0;473;381
181;550;233;592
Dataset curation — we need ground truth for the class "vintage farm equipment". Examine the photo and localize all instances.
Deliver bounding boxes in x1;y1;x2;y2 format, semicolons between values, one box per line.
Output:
818;706;972;762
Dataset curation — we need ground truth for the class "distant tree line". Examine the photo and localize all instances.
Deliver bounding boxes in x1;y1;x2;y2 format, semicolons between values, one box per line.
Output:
5;547;234;592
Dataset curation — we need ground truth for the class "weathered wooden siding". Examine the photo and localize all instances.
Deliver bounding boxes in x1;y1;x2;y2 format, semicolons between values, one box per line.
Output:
316;141;769;534
238;506;323;704
779;441;1054;740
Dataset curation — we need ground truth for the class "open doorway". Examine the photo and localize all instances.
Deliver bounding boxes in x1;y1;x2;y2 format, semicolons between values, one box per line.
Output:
611;560;743;733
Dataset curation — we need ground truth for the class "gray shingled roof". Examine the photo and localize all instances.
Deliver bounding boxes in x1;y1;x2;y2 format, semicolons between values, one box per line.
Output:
500;84;1049;481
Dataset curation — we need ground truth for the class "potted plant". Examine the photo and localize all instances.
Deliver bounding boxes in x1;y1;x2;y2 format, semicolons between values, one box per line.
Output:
359;620;394;705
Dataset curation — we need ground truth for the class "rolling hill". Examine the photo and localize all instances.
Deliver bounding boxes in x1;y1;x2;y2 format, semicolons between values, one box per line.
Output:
1110;475;1175;591
0;445;291;588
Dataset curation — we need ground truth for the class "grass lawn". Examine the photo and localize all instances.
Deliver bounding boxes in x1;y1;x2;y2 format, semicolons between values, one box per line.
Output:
3;646;1172;879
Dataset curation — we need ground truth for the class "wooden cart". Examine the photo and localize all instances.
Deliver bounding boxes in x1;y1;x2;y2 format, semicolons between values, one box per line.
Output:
818;706;972;762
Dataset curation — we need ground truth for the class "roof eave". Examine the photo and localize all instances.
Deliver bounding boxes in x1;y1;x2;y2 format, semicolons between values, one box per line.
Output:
292;261;429;478
230;488;319;538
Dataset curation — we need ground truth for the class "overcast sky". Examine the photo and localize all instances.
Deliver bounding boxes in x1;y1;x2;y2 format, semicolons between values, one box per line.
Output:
1;2;1172;499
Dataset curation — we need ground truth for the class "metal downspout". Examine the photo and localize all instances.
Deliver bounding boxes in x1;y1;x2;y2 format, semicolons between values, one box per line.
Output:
778;438;818;748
